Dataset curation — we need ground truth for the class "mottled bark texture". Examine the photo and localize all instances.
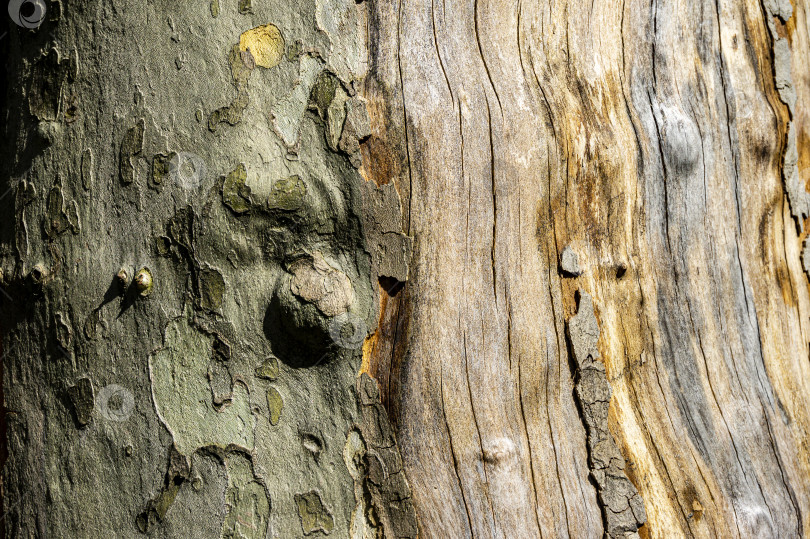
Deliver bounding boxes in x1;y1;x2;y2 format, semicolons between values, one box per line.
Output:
0;0;415;537
362;0;810;537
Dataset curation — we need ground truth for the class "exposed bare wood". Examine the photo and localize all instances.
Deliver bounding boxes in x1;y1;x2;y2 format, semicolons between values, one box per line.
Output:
363;0;810;536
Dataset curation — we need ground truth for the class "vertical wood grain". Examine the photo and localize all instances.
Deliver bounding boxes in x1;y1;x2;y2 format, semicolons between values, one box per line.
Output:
362;0;810;536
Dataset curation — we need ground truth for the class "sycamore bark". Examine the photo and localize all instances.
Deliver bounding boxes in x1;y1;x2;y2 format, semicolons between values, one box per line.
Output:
1;1;414;537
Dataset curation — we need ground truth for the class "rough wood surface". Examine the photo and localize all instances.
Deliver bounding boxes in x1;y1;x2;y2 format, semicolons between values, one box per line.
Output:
362;0;810;536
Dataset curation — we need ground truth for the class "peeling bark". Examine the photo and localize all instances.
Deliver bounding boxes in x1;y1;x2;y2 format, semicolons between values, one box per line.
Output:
0;1;413;537
567;292;646;538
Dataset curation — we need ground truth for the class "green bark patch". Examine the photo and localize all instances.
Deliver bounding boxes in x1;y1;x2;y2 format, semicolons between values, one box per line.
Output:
267;175;306;211
45;183;79;237
309;71;340;120
222;163;252;214
221;452;270;538
238;0;252;14
198;267;225;311
63;93;78;124
295;490;334;535
67;377;94;427
254;356;279;380
266;387;283;426
156;235;172;256
136;447;191;533
286;39;303;62
151;152;177;187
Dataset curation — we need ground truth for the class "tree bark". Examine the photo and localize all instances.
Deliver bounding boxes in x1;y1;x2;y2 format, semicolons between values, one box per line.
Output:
362;0;810;537
2;0;810;538
1;1;415;537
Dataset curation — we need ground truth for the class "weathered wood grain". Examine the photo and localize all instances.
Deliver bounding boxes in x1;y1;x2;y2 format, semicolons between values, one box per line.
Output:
362;0;810;536
2;0;809;536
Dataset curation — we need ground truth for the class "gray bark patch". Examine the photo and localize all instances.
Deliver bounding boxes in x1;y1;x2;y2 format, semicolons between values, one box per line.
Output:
560;245;583;277
567;292;647;537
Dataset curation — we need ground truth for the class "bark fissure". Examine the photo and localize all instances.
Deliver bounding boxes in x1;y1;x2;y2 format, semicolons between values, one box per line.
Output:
440;363;476;537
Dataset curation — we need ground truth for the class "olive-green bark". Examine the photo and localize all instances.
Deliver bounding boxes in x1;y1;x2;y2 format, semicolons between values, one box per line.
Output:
0;1;414;537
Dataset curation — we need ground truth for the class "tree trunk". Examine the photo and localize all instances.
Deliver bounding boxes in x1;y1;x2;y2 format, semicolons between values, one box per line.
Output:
0;1;416;537
2;0;809;538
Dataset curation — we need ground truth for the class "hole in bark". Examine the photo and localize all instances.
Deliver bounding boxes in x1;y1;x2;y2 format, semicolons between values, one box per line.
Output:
20;2;36;18
379;276;404;296
263;292;332;369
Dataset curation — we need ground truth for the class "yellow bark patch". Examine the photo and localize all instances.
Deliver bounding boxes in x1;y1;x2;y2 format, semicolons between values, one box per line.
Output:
239;24;284;69
266;387;283;426
360;331;377;375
